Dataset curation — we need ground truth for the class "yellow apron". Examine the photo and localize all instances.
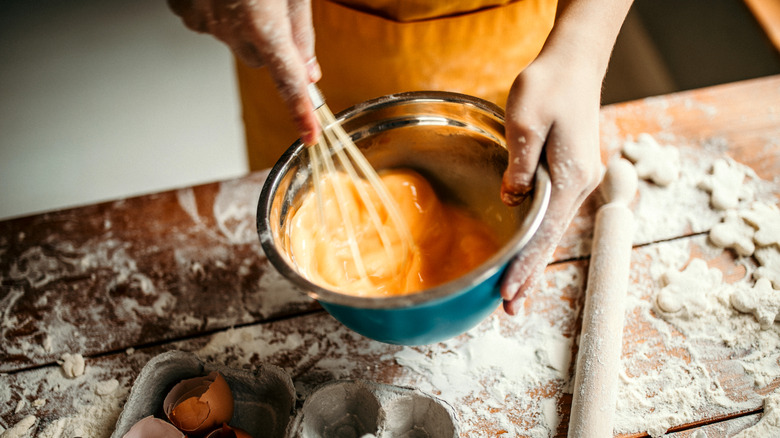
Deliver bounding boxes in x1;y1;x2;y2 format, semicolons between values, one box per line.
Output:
237;0;557;171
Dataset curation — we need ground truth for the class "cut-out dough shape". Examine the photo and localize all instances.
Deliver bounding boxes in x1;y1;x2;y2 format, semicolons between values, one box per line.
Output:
731;278;780;329
697;158;752;210
754;246;780;290
742;202;780;248
709;210;756;256
656;258;723;319
622;133;680;187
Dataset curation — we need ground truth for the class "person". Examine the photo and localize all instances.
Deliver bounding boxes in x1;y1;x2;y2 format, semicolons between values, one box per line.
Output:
168;0;634;315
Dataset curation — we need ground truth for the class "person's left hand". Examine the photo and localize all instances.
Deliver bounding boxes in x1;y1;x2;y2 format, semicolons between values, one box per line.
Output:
499;44;605;315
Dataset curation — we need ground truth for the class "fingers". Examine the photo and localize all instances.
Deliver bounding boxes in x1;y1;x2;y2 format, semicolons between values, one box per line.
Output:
501;81;547;207
500;202;571;312
288;0;320;82
241;0;320;144
500;133;601;314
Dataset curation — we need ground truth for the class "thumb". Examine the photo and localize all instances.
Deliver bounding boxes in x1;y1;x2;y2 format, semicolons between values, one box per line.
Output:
501;120;547;206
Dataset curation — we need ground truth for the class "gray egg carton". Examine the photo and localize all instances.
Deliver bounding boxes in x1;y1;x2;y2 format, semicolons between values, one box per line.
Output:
112;350;458;438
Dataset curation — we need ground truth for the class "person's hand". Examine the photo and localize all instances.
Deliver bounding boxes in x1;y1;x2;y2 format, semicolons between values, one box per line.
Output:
499;0;633;315
499;40;606;315
168;0;321;144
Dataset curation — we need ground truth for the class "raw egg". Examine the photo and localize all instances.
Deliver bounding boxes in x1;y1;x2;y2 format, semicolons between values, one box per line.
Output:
122;416;184;438
163;371;235;436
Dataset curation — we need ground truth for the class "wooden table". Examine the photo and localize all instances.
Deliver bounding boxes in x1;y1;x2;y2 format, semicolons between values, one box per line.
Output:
1;75;779;437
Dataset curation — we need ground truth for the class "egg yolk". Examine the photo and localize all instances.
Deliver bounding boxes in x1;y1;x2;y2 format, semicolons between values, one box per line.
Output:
287;168;500;297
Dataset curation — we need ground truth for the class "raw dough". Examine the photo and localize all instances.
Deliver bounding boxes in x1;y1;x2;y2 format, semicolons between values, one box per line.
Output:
698;158;751;210
709;210;756;256
731;278;780;329
622;133;680;187
60;353;85;378
0;415;36;438
742;202;780;248
754;247;780;290
655;258;722;319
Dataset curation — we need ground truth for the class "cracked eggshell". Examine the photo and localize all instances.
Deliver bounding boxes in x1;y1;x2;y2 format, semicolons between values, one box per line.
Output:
111;351;296;438
164;371;235;436
122;416;185;438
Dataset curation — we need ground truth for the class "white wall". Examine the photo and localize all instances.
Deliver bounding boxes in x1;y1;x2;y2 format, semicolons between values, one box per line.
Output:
0;0;246;220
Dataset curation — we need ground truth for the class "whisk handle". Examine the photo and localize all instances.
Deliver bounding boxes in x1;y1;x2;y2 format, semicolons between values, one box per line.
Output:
307;83;325;109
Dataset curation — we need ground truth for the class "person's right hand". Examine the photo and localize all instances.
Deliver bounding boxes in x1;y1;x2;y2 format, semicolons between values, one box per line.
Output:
168;0;321;144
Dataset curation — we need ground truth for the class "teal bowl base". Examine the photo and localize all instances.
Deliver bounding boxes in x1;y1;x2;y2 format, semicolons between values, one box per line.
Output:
319;268;506;346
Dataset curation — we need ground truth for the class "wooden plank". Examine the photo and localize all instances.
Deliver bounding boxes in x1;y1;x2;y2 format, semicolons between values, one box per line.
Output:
0;171;319;373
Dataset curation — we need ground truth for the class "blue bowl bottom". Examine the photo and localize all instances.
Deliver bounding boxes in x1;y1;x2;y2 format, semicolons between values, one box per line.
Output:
319;266;507;345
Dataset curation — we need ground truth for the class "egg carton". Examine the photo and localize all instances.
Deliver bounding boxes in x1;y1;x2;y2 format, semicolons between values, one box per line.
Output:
112;350;458;438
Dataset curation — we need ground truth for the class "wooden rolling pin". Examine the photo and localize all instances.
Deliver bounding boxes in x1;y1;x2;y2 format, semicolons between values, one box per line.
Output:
568;158;637;438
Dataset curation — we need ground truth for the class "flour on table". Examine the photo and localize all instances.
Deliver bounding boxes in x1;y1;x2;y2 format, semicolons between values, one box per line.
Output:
754;246;780;289
732;390;780;438
742;202;780;248
621;133;680;186
709;210;756;257
94;379;120;396
655;258;722;319
59;353;85;379
615;236;780;437
698;158;752;210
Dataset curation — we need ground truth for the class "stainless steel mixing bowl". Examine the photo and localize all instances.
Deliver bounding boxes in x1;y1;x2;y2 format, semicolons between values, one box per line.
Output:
257;91;550;345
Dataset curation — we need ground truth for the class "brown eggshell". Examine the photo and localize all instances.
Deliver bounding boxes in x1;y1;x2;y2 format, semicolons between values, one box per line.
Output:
163;371;235;436
204;423;254;438
122;416;185;438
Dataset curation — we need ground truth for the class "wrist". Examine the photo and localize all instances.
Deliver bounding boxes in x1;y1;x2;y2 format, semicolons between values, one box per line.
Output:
542;0;634;77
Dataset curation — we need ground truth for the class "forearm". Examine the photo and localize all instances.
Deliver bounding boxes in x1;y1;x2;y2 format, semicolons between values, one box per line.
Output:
543;0;635;75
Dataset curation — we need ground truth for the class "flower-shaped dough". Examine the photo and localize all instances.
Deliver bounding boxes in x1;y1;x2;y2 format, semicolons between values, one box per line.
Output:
742;202;780;248
755;246;780;290
622;133;680;187
697;158;752;210
656;258;723;319
709;210;756;256
731;278;780;329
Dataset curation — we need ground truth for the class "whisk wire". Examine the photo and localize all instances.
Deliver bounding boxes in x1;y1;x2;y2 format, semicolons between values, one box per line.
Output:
307;85;413;289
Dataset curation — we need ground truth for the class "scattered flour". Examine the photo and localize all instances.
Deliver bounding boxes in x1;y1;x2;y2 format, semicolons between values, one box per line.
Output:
612;134;780;437
95;379;120;397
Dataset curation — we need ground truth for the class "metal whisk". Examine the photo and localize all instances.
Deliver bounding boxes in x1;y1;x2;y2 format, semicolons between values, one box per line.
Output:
305;84;413;287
